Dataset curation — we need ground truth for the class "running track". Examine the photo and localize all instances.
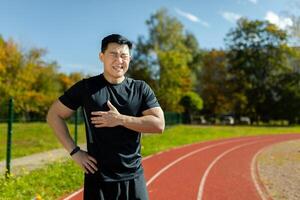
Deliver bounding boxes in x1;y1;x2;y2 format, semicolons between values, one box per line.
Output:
62;133;300;200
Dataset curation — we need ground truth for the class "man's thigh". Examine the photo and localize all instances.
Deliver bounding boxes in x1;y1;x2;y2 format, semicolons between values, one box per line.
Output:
83;173;149;200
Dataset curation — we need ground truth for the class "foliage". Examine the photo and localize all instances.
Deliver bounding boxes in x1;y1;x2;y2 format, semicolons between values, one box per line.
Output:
225;18;300;123
0;35;83;121
199;49;234;115
179;91;203;123
128;8;202;112
179;91;203;113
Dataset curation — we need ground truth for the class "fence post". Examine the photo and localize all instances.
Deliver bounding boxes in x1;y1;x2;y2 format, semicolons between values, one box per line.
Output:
74;109;78;145
6;97;14;178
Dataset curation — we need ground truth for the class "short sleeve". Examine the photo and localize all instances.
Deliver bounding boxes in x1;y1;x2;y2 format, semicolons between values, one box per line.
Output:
140;81;160;112
59;80;85;110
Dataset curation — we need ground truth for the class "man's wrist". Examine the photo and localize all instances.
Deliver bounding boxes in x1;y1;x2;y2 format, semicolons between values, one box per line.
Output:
70;146;80;156
118;114;126;126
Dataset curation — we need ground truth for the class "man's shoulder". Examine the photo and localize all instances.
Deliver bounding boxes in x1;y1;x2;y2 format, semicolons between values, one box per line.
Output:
82;74;105;86
79;74;106;94
84;74;102;82
127;77;145;86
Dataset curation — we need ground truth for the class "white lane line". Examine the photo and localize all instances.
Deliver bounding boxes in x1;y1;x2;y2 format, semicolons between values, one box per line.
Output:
61;138;247;200
251;145;274;200
61;135;274;200
63;188;83;200
146;138;249;186
143;135;264;162
197;139;267;200
143;141;214;161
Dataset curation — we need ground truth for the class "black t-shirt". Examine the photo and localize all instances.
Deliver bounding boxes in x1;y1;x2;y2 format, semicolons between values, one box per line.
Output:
59;74;160;181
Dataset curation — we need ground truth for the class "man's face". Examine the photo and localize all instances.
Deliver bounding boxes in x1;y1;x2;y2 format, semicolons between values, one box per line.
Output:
100;43;131;80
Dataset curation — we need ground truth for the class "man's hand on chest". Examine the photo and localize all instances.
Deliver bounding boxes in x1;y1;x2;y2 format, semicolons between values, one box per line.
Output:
91;100;124;128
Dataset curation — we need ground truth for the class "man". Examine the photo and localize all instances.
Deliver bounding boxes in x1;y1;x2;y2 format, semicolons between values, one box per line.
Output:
47;34;165;200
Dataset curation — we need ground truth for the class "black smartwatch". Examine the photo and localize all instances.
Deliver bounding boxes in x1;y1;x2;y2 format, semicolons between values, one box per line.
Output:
70;146;80;156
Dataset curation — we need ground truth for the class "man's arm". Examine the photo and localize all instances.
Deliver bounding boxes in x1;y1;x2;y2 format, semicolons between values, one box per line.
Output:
46;100;77;152
46;100;98;173
91;101;165;133
120;107;165;133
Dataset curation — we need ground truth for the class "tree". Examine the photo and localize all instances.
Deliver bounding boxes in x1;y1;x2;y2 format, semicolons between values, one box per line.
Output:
128;8;200;112
127;36;157;86
0;35;83;120
272;71;300;124
225;18;296;123
0;36;24;119
199;49;233;116
179;91;203;123
58;72;83;92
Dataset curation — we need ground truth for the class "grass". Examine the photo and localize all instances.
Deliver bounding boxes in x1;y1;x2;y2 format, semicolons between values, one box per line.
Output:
0;122;86;161
0;124;300;199
0;159;82;200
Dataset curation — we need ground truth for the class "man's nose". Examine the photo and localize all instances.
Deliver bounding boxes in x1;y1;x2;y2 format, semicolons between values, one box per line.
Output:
115;55;124;63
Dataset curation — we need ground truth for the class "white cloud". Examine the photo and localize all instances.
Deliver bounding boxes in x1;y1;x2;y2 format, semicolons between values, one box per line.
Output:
221;12;242;23
175;8;209;27
248;0;258;4
265;11;293;30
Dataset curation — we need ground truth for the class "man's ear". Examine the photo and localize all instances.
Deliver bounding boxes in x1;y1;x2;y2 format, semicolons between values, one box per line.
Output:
99;52;104;62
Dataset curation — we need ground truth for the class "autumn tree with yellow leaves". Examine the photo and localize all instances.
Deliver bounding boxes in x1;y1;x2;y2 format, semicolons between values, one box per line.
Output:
0;36;83;121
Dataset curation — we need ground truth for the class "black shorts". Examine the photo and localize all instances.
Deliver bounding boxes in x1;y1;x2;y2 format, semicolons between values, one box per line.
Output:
83;173;149;200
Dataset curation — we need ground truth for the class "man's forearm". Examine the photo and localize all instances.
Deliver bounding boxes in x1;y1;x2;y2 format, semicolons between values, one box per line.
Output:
46;111;76;153
119;114;164;133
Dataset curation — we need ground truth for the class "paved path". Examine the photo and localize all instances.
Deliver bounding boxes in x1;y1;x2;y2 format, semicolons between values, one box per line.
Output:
0;144;86;176
62;134;300;200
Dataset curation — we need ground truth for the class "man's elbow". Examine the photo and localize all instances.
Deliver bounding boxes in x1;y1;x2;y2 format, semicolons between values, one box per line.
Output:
46;104;61;124
46;107;54;124
156;120;165;134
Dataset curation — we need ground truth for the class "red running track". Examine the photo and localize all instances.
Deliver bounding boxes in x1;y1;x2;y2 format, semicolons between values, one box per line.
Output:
62;134;300;200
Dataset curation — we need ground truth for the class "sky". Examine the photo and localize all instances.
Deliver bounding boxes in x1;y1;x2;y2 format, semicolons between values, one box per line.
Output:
1;0;299;75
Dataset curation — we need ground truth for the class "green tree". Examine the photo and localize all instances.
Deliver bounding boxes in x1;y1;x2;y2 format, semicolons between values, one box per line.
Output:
179;91;203;123
128;8;200;112
199;49;234;116
272;71;300;124
127;36;157;86
184;32;204;93
225;18;295;123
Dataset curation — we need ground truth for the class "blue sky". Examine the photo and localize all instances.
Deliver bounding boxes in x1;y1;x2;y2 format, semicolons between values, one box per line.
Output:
1;0;299;75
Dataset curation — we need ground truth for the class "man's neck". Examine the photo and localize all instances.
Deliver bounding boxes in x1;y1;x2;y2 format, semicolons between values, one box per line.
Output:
103;73;125;84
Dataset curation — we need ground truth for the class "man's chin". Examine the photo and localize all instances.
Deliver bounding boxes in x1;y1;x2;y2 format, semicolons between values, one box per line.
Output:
110;72;126;79
113;71;125;76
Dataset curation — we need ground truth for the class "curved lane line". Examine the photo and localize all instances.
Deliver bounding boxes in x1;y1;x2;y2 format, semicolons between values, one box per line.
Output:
62;137;248;200
63;135;284;200
146;137;249;186
143;135;265;162
197;139;268;200
251;146;273;200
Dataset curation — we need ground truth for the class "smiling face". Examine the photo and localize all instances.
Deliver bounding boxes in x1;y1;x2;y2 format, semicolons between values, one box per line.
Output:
100;43;131;84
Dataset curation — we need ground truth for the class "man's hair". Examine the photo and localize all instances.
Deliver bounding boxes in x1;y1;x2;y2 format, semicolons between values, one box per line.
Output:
101;34;132;53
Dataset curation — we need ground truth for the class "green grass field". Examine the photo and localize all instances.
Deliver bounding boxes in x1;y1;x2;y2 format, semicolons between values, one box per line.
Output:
0;124;300;199
0;122;86;161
